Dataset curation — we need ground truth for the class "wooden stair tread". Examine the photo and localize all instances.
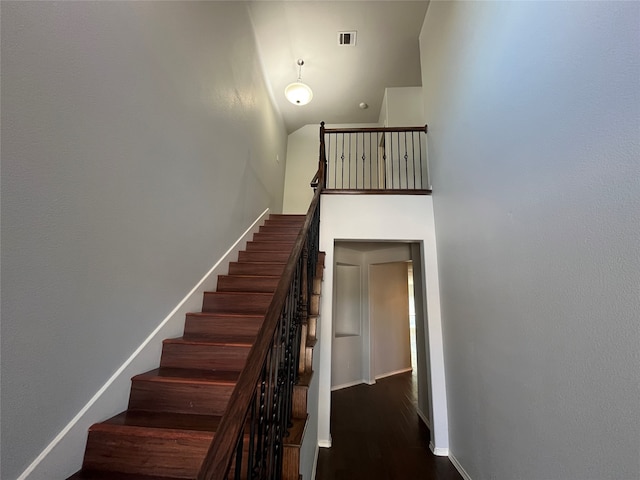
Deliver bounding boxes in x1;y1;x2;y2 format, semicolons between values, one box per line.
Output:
218;274;281;279
163;336;254;348
297;370;313;388
70;471;185;480
245;241;296;251
181;333;257;344
133;368;240;384
185;312;264;319
217;274;281;293
202;291;273;314
100;411;224;432
228;262;287;276
283;416;308;447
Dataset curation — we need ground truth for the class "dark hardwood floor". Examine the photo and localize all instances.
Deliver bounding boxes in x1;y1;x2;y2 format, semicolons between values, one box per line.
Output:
316;372;462;480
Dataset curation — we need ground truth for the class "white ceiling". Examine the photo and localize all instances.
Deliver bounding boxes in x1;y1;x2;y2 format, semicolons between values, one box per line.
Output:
249;1;429;133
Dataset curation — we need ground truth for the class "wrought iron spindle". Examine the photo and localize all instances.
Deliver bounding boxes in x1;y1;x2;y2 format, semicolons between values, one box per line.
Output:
404;132;409;190
341;134;345;189
419;130;424;189
362;133;367;188
412;132;416;189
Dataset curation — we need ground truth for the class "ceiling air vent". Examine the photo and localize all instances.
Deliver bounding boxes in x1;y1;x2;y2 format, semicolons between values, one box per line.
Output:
338;31;357;46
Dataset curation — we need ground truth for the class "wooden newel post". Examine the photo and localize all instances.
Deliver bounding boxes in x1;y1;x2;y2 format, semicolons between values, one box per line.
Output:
319;121;327;189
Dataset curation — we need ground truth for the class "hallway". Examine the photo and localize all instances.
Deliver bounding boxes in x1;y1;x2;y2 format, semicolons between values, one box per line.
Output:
316;372;462;480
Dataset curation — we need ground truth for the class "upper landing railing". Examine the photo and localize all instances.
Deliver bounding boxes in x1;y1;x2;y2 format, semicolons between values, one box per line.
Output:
319;122;431;193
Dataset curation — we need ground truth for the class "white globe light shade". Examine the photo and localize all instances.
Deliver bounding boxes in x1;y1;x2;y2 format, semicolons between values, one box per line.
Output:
285;82;313;106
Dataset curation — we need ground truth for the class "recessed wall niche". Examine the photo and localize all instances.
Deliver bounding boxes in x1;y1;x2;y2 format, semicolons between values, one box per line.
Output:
334;262;361;337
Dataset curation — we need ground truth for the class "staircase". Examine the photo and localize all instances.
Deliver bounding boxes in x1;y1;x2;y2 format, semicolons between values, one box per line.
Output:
69;214;324;480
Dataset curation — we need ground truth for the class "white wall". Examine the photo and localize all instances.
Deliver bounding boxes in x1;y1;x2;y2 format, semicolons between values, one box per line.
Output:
420;2;640;479
318;195;449;454
379;86;424;127
332;247;364;389
282;123;379;213
282;124;319;213
1;3;287;479
378;87;428;189
370;262;411;378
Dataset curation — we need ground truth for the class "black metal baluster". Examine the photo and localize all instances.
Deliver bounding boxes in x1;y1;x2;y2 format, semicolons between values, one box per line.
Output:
376;133;380;189
253;368;267;478
418;132;424;188
362;133;366;189
234;425;244;480
341;134;345;189
348;133;352;188
248;392;257;480
404;132;409;190
326;134;331;189
382;134;387;189
411;132;416;189
390;133;394;189
354;133;358;189
368;132;372;189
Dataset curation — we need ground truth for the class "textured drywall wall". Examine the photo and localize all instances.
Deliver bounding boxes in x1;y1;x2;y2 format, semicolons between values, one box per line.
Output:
332;260;364;389
282;122;379;213
1;2;287;478
319;195;448;452
380;87;424;127
282;125;319;213
370;262;411;378
420;1;640;479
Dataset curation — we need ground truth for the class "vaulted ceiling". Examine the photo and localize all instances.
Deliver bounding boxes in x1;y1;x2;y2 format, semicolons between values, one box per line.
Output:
249;1;429;133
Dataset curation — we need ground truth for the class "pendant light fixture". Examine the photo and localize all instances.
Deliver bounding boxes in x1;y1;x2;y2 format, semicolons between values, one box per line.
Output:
285;59;313;106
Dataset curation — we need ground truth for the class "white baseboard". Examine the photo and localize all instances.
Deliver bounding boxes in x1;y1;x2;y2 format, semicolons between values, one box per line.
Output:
331;379;366;391
417;408;431;429
318;435;332;448
17;209;270;480
429;441;449;457
449;452;473;480
374;367;413;380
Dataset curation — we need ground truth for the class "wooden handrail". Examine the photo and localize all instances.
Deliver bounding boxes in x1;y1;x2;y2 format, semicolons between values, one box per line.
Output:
198;167;324;480
323;125;428;134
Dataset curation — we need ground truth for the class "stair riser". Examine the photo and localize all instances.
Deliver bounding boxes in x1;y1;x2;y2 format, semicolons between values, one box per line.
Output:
292;385;308;419
228;262;286;276
298;324;308;374
307;316;317;341
202;292;272;314
310;294;320;316
283;445;301;480
184;315;263;338
245;242;295;252
83;428;212;478
264;218;305;226
238;251;291;263
313;277;322;295
258;226;301;235
217;276;280;293
304;346;314;375
252;233;299;243
160;343;250;371
129;381;233;415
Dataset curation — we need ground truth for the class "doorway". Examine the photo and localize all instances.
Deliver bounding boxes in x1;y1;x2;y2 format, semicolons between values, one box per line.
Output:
330;241;432;428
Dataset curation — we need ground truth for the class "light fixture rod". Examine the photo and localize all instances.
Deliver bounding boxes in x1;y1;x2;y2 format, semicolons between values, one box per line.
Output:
297;59;304;81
